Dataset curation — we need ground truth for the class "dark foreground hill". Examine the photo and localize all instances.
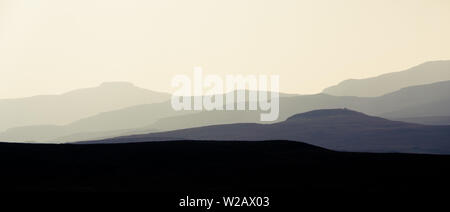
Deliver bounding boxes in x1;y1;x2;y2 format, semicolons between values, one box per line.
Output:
86;109;450;154
1;140;450;194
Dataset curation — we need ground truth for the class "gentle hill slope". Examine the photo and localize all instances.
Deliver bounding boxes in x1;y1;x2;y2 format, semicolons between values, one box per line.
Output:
323;60;450;97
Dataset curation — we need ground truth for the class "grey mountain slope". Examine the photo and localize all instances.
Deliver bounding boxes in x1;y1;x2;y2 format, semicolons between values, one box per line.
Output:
83;109;450;154
323;60;450;97
0;82;170;132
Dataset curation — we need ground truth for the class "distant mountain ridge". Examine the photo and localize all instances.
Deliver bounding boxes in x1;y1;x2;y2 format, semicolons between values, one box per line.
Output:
323;60;450;97
83;109;450;154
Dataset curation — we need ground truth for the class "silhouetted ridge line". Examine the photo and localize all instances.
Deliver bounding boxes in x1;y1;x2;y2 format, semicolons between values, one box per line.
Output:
286;108;364;121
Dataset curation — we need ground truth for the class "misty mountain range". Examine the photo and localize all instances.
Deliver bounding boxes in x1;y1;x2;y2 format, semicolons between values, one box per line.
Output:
3;79;450;143
0;60;449;154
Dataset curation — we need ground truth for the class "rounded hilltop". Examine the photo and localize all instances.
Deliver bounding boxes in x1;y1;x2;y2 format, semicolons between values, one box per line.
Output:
286;108;366;121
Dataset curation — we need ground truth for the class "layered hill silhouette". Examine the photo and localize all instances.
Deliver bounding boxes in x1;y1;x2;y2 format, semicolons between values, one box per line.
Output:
83;109;450;154
1;60;449;143
2;79;450;142
323;60;450;97
0;82;170;132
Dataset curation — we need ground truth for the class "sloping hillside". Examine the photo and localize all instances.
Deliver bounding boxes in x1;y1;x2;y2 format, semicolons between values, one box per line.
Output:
323;60;450;97
0;82;170;132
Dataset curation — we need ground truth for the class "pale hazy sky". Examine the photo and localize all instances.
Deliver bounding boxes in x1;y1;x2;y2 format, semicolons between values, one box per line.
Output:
1;0;449;98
